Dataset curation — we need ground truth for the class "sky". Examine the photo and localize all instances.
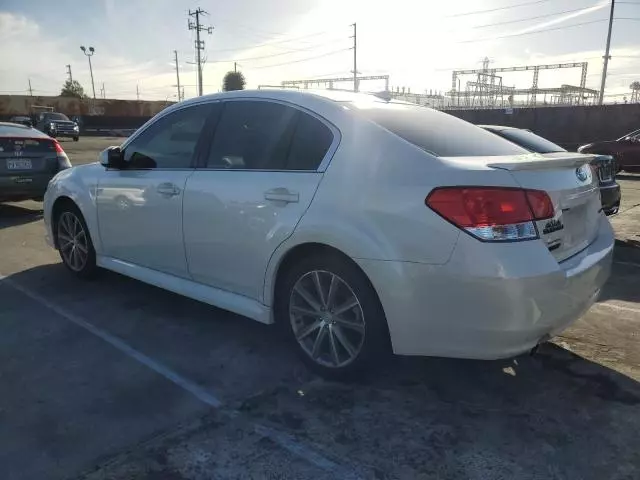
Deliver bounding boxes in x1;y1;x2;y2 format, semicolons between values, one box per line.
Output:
0;0;639;102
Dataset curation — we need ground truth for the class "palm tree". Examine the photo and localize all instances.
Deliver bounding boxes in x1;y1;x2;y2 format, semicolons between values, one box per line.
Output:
223;71;246;92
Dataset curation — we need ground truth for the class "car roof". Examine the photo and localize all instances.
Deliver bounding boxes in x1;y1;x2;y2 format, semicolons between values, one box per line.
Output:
0;122;49;138
174;88;402;112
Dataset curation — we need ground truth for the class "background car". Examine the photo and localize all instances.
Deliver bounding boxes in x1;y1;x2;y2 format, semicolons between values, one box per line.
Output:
9;115;33;128
35;111;80;141
578;128;640;173
0;122;72;203
43;90;613;379
480;125;621;216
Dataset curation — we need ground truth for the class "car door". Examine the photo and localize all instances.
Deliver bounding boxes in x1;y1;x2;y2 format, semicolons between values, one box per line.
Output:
96;102;214;278
183;99;338;301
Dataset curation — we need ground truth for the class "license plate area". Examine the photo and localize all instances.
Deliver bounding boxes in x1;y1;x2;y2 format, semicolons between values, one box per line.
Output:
7;159;32;170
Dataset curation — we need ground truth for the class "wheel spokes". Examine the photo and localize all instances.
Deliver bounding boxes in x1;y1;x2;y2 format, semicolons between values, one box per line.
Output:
328;327;341;366
296;319;323;341
293;283;322;312
334;315;365;334
332;325;357;358
312;271;327;308
332;298;359;316
311;326;328;359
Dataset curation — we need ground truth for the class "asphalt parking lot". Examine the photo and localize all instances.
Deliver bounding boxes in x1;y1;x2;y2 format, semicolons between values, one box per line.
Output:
1;137;640;480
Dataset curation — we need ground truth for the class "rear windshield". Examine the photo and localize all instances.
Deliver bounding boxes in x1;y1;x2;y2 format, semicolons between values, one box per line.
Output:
492;128;566;153
0;138;55;153
352;103;528;157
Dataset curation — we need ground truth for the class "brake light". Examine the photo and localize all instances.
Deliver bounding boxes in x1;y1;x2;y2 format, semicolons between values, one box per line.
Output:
426;187;554;242
53;139;64;154
52;139;72;169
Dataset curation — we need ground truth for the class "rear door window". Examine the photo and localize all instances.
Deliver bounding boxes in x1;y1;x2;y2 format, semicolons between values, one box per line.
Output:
206;100;297;170
285;112;334;170
354;103;528;157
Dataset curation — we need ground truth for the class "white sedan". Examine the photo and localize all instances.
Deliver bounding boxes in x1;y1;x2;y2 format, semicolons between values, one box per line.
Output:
43;90;613;378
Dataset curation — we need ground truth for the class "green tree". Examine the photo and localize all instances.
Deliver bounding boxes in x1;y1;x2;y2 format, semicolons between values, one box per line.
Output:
60;80;87;98
222;71;246;92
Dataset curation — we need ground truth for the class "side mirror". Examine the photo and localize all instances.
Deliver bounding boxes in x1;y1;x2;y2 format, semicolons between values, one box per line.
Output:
99;146;123;168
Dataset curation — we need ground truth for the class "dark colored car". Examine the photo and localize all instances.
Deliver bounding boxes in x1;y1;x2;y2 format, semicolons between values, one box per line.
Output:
0;122;72;203
9;116;33;128
578;128;640;173
35;112;80;141
480;125;621;216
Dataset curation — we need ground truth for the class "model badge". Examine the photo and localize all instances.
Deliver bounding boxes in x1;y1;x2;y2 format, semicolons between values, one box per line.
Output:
542;219;564;235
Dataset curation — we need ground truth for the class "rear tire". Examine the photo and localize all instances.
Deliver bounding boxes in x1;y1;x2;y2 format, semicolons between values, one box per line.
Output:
55;203;98;279
275;251;390;380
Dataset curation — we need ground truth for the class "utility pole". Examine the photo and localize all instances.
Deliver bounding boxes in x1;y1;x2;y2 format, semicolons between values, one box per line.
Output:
351;23;358;92
101;82;105;99
28;78;33;96
599;0;615;105
174;50;182;101
80;45;96;99
66;64;73;83
188;8;213;96
234;62;237;73
136;84;140;101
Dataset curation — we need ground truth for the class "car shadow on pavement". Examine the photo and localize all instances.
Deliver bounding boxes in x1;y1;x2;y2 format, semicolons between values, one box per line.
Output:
239;344;640;479
597;257;640;304
4;263;640;479
0;203;43;230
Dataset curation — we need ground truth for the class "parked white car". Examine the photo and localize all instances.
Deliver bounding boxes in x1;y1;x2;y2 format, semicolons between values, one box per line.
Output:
44;90;614;378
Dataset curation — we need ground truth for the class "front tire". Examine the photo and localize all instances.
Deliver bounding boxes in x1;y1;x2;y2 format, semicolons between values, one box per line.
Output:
276;252;390;379
55;204;97;279
73;136;79;142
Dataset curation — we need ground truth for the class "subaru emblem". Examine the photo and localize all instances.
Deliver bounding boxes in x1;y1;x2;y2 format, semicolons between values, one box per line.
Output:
576;165;590;182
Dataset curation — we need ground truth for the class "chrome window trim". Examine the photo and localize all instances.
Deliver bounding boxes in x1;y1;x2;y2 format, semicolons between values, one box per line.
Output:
197;97;341;173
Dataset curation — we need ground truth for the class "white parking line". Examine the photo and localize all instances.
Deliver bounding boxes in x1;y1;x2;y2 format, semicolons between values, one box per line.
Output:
593;302;640;315
0;275;359;478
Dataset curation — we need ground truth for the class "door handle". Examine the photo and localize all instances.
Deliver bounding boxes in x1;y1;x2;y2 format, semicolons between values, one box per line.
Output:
264;187;299;203
157;182;181;197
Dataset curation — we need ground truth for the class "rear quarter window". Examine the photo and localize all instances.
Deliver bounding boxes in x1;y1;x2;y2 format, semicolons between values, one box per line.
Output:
353;103;528;157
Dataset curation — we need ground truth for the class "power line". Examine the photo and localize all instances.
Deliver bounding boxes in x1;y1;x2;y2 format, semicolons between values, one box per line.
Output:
471;6;610;29
246;48;351;69
208;29;344;53
457;19;609;43
208;38;348;63
446;0;551;18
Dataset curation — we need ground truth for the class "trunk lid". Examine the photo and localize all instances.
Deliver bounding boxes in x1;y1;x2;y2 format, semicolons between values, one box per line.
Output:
486;153;601;262
0;137;60;176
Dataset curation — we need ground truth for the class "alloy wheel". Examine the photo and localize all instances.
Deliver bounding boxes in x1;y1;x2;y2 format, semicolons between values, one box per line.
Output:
58;211;89;272
289;270;366;368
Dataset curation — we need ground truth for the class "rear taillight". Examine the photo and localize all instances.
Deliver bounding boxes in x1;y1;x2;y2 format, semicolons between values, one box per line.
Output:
426;187;554;242
53;140;72;169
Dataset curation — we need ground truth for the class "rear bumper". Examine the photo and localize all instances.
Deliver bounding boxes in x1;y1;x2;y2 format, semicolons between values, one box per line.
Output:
356;215;614;359
599;182;621;215
0;175;52;201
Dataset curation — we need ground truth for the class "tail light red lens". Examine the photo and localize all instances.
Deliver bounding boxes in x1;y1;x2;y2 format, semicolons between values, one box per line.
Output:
53;140;64;154
426;187;554;242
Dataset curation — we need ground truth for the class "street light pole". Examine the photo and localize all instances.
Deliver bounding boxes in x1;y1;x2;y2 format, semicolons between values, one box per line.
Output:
80;46;96;99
